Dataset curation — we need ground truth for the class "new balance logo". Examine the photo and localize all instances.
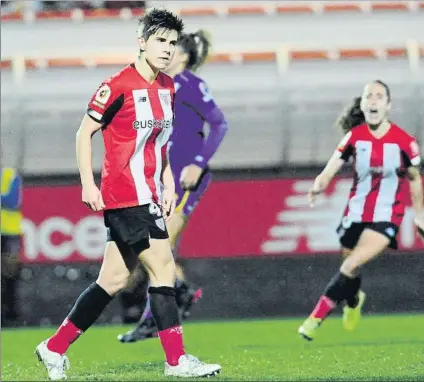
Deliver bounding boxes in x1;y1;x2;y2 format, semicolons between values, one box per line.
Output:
261;180;352;254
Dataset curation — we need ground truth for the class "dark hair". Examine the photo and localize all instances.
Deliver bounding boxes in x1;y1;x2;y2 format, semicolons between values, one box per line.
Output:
335;96;365;135
177;30;212;71
335;80;392;134
137;8;184;41
374;79;391;102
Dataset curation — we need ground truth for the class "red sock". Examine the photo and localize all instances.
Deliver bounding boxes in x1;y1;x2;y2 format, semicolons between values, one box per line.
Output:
311;295;336;320
158;325;186;366
47;318;83;355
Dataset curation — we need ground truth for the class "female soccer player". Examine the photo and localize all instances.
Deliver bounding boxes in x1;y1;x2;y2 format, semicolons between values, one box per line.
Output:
298;80;424;341
117;29;229;343
35;9;221;380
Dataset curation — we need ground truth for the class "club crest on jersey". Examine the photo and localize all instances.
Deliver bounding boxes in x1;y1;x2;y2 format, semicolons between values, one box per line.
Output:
94;84;111;105
155;218;165;231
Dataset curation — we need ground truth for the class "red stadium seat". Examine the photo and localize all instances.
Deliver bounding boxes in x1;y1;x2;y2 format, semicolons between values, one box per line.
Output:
1;1;423;22
1;45;422;70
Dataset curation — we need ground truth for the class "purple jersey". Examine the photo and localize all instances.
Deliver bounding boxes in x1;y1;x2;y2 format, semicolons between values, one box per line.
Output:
169;70;228;176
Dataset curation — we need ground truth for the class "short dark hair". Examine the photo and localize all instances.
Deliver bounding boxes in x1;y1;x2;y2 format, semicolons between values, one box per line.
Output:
177;30;212;71
137;8;184;41
335;96;365;135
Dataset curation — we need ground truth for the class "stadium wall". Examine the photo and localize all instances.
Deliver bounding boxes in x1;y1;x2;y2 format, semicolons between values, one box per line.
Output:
16;174;424;327
2;10;423;56
17;253;424;327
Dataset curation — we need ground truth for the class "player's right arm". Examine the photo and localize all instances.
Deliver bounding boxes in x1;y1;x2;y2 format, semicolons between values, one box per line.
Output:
308;131;354;207
403;137;424;236
77;80;123;211
189;80;228;170
76;115;104;211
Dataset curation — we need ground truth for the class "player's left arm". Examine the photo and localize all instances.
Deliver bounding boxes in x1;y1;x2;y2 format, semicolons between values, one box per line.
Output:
161;152;176;221
404;139;423;232
190;80;229;169
162;152;175;190
312;133;353;193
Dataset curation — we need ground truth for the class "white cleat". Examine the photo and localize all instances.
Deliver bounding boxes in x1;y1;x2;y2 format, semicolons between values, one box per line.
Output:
35;340;70;380
165;354;221;378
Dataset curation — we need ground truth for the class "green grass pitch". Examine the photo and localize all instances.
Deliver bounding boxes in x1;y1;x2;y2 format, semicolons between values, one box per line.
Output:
2;314;423;381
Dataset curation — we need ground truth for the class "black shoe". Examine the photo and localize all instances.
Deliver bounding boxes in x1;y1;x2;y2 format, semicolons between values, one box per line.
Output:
117;317;157;343
177;284;203;320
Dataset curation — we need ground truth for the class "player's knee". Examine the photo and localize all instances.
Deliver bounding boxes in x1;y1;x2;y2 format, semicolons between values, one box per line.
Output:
140;239;176;286
97;271;130;296
341;248;351;263
340;257;360;277
147;257;176;287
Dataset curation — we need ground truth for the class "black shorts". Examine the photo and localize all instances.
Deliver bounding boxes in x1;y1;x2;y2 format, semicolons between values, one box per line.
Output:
1;235;21;256
104;203;169;269
336;220;399;250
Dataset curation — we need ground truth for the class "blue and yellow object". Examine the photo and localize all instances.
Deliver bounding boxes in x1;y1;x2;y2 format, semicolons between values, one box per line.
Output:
1;168;23;236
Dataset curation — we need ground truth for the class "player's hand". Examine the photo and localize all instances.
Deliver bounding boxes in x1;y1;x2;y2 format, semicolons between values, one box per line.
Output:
307;187;321;208
414;215;424;239
82;183;105;211
180;164;203;190
161;187;176;222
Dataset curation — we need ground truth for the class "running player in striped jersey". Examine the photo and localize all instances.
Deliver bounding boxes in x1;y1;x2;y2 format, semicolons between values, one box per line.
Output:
298;80;424;341
117;30;229;343
35;9;221;380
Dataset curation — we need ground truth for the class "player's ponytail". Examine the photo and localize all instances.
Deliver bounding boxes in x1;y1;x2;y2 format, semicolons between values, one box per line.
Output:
178;29;212;72
334;96;365;135
191;29;212;72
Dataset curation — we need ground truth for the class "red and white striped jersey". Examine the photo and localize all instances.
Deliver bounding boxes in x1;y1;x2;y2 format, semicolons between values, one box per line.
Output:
336;123;421;226
87;64;175;210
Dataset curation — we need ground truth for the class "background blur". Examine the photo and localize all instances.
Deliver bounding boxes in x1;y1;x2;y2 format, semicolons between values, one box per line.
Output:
1;0;423;328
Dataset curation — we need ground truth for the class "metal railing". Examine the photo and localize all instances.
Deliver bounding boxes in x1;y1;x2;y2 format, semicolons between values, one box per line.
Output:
2;84;422;175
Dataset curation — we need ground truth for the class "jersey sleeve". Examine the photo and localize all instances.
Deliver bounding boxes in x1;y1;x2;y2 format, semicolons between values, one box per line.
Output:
402;138;421;167
189;80;218;118
87;79;125;125
171;82;177;119
189;80;228;168
335;131;355;162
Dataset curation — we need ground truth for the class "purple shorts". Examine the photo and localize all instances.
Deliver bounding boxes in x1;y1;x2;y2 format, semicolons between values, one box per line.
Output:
174;170;211;217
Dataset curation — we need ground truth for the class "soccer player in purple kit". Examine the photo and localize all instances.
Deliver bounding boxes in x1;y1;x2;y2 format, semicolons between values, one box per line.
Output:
117;29;229;343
